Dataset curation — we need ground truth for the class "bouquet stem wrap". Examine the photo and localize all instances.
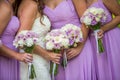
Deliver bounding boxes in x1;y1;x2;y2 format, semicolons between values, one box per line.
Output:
50;49;60;80
24;45;36;80
61;49;67;69
92;23;104;53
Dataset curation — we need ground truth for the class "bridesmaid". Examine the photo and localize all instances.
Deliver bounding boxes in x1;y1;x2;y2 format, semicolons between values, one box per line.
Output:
83;0;120;80
0;0;33;80
43;0;96;80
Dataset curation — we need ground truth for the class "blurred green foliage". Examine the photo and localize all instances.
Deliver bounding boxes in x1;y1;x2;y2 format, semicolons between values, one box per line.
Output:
118;0;120;27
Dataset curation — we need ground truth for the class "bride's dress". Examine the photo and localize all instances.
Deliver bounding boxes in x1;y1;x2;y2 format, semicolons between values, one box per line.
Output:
20;15;51;80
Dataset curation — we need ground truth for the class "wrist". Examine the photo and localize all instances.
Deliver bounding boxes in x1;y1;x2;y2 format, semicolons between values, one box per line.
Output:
15;53;21;61
77;43;84;49
101;27;106;33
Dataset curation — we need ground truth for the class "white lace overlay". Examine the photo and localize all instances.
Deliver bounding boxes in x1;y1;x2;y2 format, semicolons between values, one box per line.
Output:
20;15;51;80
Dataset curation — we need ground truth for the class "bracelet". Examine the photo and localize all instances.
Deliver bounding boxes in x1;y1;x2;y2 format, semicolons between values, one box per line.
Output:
0;40;2;47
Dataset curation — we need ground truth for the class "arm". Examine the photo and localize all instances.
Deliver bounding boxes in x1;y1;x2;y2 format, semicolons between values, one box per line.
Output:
97;0;120;37
17;1;37;33
66;0;88;59
34;45;61;64
73;0;89;42
0;2;32;63
101;0;120;32
0;45;32;63
0;2;11;36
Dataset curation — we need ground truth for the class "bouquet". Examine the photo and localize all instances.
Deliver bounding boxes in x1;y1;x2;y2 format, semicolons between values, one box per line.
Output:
62;24;83;47
81;7;107;53
61;24;83;67
13;30;39;79
45;29;69;80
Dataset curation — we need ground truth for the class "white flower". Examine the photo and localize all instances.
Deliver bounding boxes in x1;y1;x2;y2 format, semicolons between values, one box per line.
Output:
17;39;24;47
61;39;69;48
75;37;80;43
45;34;52;41
82;16;92;25
95;17;100;22
46;41;54;50
54;36;62;44
25;38;34;47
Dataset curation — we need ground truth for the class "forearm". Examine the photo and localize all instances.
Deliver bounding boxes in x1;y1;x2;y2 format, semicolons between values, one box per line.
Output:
81;24;89;43
0;45;18;59
101;16;120;32
33;45;49;60
73;0;88;43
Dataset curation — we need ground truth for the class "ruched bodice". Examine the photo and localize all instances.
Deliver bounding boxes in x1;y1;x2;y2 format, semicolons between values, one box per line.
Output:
44;0;81;29
1;16;19;49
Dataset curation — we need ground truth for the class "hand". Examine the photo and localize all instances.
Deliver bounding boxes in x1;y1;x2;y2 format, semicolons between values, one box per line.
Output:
16;53;33;63
47;51;62;64
97;29;104;39
67;44;84;60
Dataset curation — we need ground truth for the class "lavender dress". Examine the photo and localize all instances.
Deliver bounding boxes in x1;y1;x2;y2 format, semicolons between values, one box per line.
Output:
89;0;120;80
0;16;20;80
44;0;96;80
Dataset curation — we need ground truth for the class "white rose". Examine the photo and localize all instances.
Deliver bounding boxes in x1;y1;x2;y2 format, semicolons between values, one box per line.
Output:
45;34;51;41
95;17;100;22
17;39;25;47
61;39;70;48
25;38;34;47
54;36;62;44
46;41;54;50
83;16;92;25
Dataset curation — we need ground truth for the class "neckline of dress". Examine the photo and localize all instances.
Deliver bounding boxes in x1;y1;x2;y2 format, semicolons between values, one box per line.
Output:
45;1;66;11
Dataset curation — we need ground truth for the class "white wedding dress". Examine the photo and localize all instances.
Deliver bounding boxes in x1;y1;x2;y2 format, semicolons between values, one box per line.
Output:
20;15;51;80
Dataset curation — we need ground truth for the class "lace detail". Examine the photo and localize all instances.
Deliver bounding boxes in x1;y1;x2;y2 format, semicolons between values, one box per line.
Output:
20;15;51;80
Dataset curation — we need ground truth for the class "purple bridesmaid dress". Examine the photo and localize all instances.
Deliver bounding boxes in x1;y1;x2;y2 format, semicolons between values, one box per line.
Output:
0;16;20;80
89;0;120;80
44;0;96;80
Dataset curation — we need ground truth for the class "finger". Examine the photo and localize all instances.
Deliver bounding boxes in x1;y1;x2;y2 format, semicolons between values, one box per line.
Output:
67;51;73;59
52;60;60;64
26;54;33;57
67;49;72;53
99;34;104;39
68;53;76;60
54;56;61;60
26;57;33;62
25;58;33;63
55;58;60;62
98;34;103;39
55;54;62;57
67;53;73;60
25;55;33;61
97;31;102;36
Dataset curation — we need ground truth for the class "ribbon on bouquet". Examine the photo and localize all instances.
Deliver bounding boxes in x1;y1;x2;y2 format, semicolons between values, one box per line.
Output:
63;50;67;69
28;63;32;80
52;63;56;80
94;29;100;54
28;63;37;80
